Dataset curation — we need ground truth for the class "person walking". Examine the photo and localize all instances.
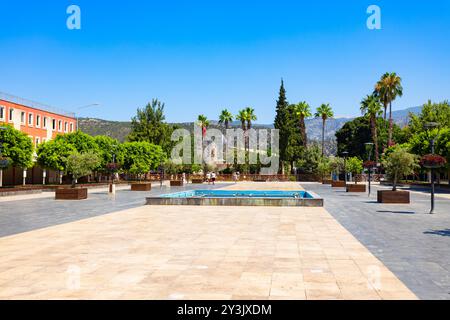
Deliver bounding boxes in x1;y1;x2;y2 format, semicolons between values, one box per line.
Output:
211;172;216;185
206;172;211;185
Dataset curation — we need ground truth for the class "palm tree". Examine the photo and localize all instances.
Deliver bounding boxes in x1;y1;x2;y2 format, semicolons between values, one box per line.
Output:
197;114;209;137
218;109;233;130
236;110;247;131
294;102;312;148
360;94;383;163
315;103;334;156
244;107;257;130
374;72;403;146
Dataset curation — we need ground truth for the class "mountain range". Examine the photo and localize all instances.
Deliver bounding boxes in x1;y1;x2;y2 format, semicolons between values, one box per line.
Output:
79;106;422;145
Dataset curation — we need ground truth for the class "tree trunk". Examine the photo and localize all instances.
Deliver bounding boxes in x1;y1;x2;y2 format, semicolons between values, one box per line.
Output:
383;103;387;121
371;116;379;163
300;117;307;148
0;168;3;188
393;172;397;191
322;118;325;156
388;102;393;146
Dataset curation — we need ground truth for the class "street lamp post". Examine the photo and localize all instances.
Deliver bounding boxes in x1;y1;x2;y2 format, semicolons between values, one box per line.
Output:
342;151;349;184
425;122;439;214
74;103;101;130
365;143;374;197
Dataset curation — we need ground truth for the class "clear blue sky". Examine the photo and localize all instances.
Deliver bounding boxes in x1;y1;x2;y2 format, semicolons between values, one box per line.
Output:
0;0;449;123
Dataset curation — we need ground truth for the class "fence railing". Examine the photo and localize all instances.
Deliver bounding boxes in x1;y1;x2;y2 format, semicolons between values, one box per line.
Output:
0;91;75;118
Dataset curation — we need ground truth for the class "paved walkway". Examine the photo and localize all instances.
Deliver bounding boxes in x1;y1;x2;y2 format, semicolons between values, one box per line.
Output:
302;182;450;300
0;182;231;238
0;182;415;300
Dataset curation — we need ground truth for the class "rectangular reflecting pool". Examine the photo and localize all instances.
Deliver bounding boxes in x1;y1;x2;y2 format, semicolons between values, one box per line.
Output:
146;190;323;207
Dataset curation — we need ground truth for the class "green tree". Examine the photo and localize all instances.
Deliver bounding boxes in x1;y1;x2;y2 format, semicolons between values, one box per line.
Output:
360;94;383;163
406;100;450;136
382;146;419;191
317;157;331;179
0;125;34;186
55;131;99;154
236;110;247;131
0;124;34;169
93;135;124;172
274;79;289;172
36;139;76;174
218;109;233;129
374;72;403;146
315;103;334;156
66;151;101;187
128;99;175;154
296;144;321;174
294;102;312;148
345;157;363;184
123;141;165;180
244;107;257;130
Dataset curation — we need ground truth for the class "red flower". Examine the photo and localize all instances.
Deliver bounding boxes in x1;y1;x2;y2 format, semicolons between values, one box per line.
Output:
420;154;447;168
106;162;120;172
363;160;377;168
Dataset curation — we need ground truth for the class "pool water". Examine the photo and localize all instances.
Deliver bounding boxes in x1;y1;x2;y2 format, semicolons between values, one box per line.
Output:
161;190;314;199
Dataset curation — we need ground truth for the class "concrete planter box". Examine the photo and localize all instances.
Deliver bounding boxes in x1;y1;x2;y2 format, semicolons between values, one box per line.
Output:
170;180;184;187
131;183;152;191
377;190;410;204
346;184;366;193
191;179;204;184
55;188;88;200
322;179;332;185
331;181;346;188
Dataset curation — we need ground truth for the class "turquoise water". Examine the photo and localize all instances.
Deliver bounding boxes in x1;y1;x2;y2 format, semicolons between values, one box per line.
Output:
161;190;314;199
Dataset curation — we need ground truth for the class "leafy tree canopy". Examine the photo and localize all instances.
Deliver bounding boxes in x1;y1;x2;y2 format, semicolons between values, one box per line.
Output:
0;124;34;168
336;117;401;160
128;99;176;155
382;146;419;191
55;131;99;154
123;141;166;175
66;151;101;186
36;139;76;172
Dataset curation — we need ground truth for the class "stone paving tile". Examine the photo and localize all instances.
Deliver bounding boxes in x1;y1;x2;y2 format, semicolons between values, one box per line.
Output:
303;182;450;300
0;182;416;300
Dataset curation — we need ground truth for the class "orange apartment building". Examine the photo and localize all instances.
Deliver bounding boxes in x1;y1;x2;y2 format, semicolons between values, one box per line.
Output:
0;92;77;186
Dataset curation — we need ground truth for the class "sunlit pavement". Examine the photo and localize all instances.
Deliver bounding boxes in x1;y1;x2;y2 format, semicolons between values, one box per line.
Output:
0;182;416;300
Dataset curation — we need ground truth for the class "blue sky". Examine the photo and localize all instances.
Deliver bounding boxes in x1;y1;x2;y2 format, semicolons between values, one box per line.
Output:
0;0;449;123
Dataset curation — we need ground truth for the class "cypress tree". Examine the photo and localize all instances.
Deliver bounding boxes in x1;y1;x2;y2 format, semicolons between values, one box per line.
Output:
274;79;289;173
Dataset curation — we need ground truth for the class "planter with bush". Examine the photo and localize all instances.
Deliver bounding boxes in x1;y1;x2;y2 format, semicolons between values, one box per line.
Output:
55;151;100;200
377;146;419;204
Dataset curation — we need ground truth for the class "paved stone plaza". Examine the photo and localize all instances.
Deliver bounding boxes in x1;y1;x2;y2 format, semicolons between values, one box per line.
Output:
0;181;448;299
302;183;450;300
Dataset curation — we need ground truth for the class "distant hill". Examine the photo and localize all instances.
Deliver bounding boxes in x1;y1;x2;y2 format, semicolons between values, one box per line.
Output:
79;106;423;151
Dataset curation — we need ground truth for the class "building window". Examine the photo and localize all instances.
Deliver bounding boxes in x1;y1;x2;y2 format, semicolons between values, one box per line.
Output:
64;122;68;132
21;111;26;124
58;120;62;131
9;108;14;122
28;113;33;126
43;117;47;128
52;119;56;131
35;137;40;145
70;123;74;132
0;106;4;120
36;115;41;127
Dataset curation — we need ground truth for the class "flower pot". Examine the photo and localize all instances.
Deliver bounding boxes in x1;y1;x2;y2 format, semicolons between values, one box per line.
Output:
322;179;332;185
191;179;204;184
377;190;410;204
346;184;366;193
55;188;88;200
331;181;346;188
131;183;152;191
170;180;184;187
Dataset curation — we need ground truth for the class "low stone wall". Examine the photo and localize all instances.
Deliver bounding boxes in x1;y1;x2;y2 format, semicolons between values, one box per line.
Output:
146;196;323;207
